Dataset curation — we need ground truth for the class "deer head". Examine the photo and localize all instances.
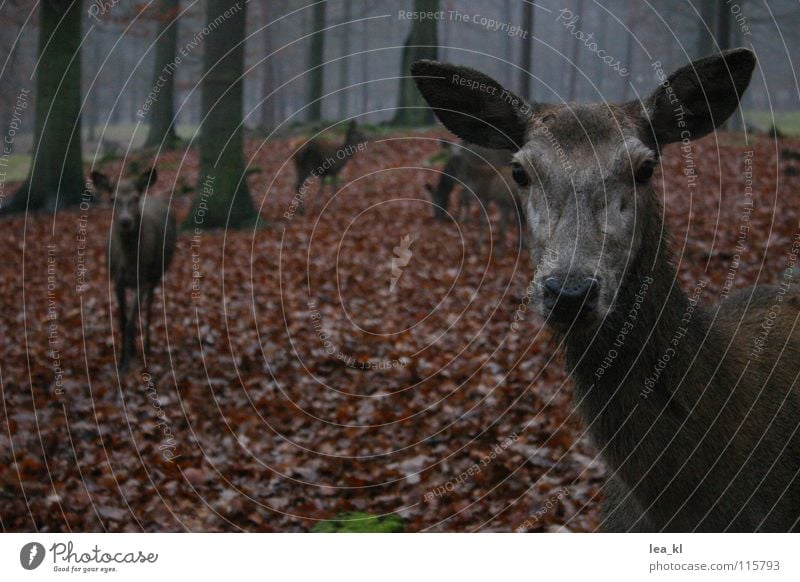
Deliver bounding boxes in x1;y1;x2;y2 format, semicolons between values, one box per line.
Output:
412;49;755;334
94;167;158;234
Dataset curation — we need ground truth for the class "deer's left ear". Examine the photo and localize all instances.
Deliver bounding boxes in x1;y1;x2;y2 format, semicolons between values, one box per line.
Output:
632;48;756;146
411;60;537;150
135;167;158;192
89;171;113;193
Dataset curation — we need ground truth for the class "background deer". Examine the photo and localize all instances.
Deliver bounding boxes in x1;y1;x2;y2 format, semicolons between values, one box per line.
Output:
103;167;177;372
426;141;524;248
413;49;800;532
293;120;364;212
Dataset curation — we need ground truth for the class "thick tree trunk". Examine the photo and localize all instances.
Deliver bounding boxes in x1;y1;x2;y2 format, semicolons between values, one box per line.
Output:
184;0;257;229
2;0;84;215
392;0;439;126
307;0;326;122
144;0;180;149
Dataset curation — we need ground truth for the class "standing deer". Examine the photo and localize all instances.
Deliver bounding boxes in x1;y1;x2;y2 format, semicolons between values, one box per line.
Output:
412;49;800;532
292;120;364;212
425;142;524;246
103;167;177;372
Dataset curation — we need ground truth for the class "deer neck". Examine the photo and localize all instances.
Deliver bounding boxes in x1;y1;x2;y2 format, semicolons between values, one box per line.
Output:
116;222;142;263
558;207;734;527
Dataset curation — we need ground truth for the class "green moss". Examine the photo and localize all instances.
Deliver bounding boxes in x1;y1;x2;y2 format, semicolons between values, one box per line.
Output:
426;150;450;166
745;111;800;136
312;512;404;533
0;154;32;182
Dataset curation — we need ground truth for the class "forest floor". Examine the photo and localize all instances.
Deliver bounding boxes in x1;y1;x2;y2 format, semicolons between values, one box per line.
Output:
2;129;800;532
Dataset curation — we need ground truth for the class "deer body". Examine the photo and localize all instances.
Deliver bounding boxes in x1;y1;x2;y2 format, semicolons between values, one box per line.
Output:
413;49;800;531
293;121;363;210
426;143;523;245
571;218;800;532
106;168;177;372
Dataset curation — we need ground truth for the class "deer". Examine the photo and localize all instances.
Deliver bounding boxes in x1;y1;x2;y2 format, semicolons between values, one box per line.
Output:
101;166;177;372
425;142;524;248
412;49;800;532
89;170;114;204
292;120;364;213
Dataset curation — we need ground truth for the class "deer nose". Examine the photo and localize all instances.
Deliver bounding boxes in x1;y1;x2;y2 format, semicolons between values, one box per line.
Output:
542;276;599;322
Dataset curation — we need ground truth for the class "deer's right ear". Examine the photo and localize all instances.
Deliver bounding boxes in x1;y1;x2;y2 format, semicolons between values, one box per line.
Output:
411;60;534;151
135;167;158;192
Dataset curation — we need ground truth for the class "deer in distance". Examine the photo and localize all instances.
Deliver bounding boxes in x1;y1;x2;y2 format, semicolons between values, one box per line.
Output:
292;120;364;213
100;166;177;372
425;141;524;248
412;49;800;532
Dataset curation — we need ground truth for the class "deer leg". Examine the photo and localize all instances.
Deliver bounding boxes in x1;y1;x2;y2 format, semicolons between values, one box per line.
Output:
460;191;471;223
122;287;142;372
144;287;155;357
295;174;307;215
116;281;128;372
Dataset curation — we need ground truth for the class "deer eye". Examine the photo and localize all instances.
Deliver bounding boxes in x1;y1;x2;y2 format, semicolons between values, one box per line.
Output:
511;163;530;187
635;159;657;183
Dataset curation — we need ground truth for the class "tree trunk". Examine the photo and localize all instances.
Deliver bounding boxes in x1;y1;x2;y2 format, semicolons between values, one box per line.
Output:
694;0;717;58
337;1;352;120
144;0;180;149
715;2;732;52
307;0;326;122
184;0;257;230
517;0;534;101
392;0;439;126
260;2;276;132
504;0;514;87
715;3;742;131
2;0;84;215
361;16;369;116
567;0;584;101
621;3;639;102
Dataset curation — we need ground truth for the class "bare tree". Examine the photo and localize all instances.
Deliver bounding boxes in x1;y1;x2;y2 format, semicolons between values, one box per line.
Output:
337;1;352;119
517;0;534;101
259;2;276;132
392;0;439;126
144;0;181;149
621;2;640;102
307;0;327;122
694;0;717;58
567;0;585;101
185;0;257;229
2;0;84;214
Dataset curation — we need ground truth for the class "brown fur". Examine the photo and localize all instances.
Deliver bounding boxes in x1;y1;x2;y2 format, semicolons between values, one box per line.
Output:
413;50;800;532
292;120;363;211
105;167;177;372
426;142;523;247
